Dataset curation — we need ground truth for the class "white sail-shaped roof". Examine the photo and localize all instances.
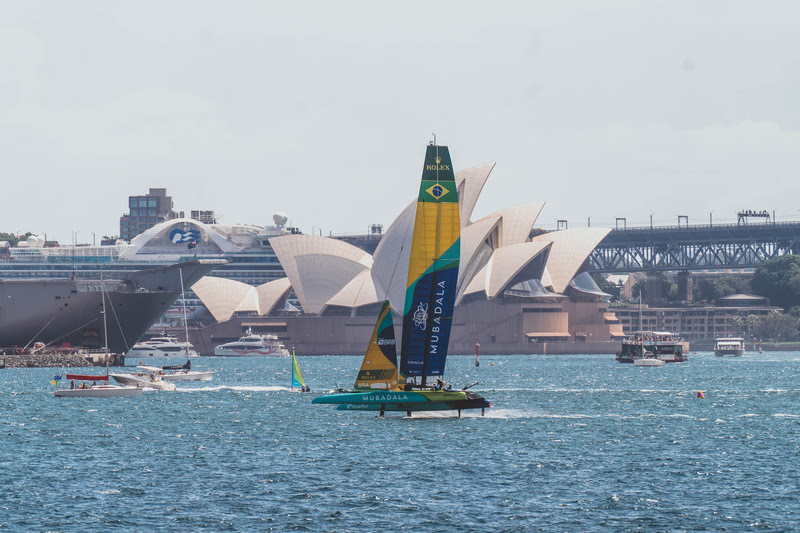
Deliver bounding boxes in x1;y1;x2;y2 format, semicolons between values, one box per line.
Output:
190;276;256;323
254;278;292;316
235;287;259;314
295;254;371;314
190;276;292;322
474;203;545;247
485;242;552;299
325;269;379;309
462;242;552;300
456;215;501;304
531;228;611;294
270;235;373;315
370;201;415;315
455;162;495;225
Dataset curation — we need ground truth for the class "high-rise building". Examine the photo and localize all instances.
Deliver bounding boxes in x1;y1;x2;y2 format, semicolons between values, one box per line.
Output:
119;188;179;240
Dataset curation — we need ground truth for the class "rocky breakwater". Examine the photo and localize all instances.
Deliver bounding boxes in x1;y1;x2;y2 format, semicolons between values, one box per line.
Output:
0;350;124;369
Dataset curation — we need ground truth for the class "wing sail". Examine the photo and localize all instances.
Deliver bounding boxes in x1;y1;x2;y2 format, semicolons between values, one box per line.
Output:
400;145;460;385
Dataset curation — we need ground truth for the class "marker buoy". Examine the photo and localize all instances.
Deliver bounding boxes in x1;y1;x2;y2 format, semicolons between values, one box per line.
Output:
697;391;705;399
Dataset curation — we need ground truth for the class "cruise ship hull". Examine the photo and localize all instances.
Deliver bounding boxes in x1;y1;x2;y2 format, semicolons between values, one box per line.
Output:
0;260;224;355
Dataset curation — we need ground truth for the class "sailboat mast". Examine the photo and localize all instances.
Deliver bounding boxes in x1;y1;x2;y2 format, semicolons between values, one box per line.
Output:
638;291;643;357
100;268;109;374
179;267;190;358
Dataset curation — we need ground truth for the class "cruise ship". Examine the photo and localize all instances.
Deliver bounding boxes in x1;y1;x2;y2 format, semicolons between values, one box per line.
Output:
0;260;224;354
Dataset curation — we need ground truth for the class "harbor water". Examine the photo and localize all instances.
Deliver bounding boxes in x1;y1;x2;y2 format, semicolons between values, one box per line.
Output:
2;352;799;532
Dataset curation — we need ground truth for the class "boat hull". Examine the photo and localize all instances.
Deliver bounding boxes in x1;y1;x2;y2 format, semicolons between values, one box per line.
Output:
55;385;143;398
616;341;688;363
714;348;744;357
312;389;491;412
214;348;289;357
633;358;665;367
0;260;223;355
110;373;177;390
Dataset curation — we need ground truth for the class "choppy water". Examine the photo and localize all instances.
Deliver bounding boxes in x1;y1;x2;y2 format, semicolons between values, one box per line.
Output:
2;352;800;532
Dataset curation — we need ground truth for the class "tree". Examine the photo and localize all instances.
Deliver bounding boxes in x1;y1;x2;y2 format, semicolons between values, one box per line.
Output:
750;255;800;310
751;312;800;342
0;232;31;247
695;276;751;302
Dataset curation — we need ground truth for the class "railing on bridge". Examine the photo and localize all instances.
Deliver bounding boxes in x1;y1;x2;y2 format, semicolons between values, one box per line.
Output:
587;221;800;273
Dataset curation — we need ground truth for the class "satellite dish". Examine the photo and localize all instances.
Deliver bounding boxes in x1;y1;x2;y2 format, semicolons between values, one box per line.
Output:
273;212;289;227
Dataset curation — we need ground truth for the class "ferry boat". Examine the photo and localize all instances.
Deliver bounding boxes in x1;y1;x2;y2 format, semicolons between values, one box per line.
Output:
714;337;745;357
214;329;290;357
616;331;688;364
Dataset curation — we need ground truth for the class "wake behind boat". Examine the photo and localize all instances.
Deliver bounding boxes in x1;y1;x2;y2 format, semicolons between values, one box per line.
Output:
313;142;490;417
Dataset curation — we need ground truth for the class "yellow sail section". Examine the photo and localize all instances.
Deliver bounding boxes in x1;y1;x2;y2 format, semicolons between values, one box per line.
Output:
406;201;460;287
353;300;399;390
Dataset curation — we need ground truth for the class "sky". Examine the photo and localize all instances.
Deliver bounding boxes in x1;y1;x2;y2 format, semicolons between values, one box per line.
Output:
2;1;800;244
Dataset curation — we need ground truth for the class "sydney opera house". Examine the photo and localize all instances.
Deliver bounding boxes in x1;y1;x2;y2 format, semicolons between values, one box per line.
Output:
188;161;626;355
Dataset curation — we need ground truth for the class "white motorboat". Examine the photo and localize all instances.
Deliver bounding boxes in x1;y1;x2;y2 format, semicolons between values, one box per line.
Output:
160;360;215;381
214;329;290;357
633;356;665;367
56;374;143;397
714;337;745;357
110;366;177;390
125;335;197;364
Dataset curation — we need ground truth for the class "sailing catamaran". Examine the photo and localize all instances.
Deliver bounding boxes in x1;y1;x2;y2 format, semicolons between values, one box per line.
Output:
313;142;491;416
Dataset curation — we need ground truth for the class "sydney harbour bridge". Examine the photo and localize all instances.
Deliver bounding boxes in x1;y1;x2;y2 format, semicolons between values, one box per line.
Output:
584;215;800;303
587;219;800;273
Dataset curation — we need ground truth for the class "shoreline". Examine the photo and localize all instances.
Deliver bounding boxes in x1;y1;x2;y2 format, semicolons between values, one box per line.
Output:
0;352;124;369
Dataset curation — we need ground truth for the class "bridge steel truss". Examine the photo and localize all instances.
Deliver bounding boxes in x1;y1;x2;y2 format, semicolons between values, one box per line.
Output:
587;222;800;273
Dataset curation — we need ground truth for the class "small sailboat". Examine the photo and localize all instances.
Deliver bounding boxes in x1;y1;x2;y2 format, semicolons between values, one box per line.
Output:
291;348;309;392
55;272;143;398
157;269;214;382
313;142;490;416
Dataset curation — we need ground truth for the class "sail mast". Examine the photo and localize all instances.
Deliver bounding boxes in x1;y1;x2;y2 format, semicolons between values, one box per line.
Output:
179;267;190;358
100;267;109;375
